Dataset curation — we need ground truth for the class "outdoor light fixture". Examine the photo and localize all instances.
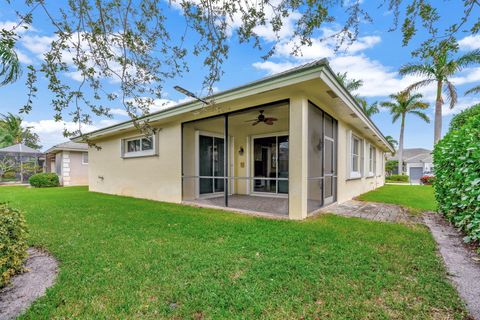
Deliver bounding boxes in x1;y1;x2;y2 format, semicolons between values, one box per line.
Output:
174;85;210;105
238;147;244;156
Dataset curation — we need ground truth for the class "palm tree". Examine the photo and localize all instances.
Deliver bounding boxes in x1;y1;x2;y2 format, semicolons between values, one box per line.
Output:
385;135;398;150
465;85;480;96
357;99;379;117
0;38;21;86
336;72;380;118
399;43;480;144
0;113;41;149
336;72;363;92
381;92;430;175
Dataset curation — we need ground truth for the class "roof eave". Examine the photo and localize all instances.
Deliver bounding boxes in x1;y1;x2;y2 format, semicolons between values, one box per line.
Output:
72;60;329;142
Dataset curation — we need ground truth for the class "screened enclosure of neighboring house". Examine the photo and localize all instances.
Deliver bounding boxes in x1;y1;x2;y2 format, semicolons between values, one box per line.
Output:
181;101;290;216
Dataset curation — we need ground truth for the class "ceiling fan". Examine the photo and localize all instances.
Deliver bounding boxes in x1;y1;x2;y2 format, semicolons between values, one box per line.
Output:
245;110;278;126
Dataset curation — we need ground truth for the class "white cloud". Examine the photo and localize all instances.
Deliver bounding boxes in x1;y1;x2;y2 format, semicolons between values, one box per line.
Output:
22;119;114;150
450;67;480;86
15;50;33;64
109;108;128;117
252;60;297;74
20;35;56;57
443;96;480;116
0;20;35;34
458;35;480;50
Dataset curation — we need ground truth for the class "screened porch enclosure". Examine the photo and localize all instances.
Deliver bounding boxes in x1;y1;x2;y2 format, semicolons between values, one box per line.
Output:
181;99;337;218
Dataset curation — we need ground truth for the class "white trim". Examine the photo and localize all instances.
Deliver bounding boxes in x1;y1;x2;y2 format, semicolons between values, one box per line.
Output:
121;134;157;158
245;136;250;195
348;132;363;179
194;130;234;199
249;131;289;196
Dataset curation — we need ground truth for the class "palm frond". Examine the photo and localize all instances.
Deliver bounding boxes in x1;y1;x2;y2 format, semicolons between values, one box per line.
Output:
465;85;480;96
405;79;435;93
455;49;480;69
410;110;430;123
391;112;401;123
0;41;21;86
380;101;397;109
444;79;458;109
399;63;435;77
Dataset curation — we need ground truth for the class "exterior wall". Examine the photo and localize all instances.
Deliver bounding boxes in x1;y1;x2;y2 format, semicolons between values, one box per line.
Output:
67;151;89;186
51;151;89;186
335;120;385;204
89;124;183;202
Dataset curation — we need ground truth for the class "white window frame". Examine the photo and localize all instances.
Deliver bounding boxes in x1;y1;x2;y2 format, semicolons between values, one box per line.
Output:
82;152;89;165
121;134;157;158
368;145;376;177
349;133;363;179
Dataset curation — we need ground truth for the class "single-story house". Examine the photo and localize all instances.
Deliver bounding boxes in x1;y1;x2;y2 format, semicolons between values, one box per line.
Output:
45;141;89;186
74;59;394;220
387;148;433;182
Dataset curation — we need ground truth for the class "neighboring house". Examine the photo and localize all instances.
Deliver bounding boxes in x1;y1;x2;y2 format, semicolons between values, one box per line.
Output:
74;59;394;220
0;143;44;182
387;148;433;182
45;142;89;186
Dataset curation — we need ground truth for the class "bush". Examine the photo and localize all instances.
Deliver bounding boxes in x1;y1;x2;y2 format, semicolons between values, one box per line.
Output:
29;173;59;188
449;103;480;131
420;175;435;185
0;203;28;287
2;171;17;180
434;114;480;246
385;174;409;182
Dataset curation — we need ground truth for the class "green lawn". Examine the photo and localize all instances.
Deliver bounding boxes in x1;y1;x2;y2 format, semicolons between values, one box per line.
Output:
358;185;436;212
1;186;464;319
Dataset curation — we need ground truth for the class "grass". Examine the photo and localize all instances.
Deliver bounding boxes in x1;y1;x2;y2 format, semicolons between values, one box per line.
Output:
384;179;409;184
1;186;464;319
358;185;436;212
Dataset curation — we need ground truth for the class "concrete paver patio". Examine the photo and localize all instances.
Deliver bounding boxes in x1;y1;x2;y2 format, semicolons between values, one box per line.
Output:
320;199;422;223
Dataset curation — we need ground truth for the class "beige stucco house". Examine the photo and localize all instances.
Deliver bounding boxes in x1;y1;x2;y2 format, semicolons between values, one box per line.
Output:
45;142;89;186
74;59;394;220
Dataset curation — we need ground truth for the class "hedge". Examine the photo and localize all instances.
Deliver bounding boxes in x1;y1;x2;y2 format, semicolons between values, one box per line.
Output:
434;113;480;246
0;203;28;287
449;103;480;131
29;173;60;188
385;174;409;182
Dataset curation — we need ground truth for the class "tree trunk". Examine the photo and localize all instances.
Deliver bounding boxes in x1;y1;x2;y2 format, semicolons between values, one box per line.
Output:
398;114;405;175
434;81;443;144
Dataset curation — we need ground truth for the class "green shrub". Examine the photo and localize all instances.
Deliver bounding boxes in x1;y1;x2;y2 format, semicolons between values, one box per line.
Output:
2;171;17;180
385;174;409;182
449;103;480;131
29;173;59;188
434;114;480;247
0;203;28;287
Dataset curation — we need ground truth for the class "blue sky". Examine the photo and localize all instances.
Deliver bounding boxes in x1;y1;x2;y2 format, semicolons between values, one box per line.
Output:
0;1;479;150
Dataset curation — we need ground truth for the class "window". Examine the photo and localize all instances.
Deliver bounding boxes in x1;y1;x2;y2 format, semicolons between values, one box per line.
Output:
368;145;376;176
350;134;362;179
82;152;89;164
122;135;156;158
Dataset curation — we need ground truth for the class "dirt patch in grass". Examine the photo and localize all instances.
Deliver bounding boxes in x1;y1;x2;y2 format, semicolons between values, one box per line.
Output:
0;248;58;320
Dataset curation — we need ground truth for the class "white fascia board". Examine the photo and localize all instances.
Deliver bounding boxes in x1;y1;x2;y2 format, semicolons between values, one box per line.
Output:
73;66;326;142
319;67;395;153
